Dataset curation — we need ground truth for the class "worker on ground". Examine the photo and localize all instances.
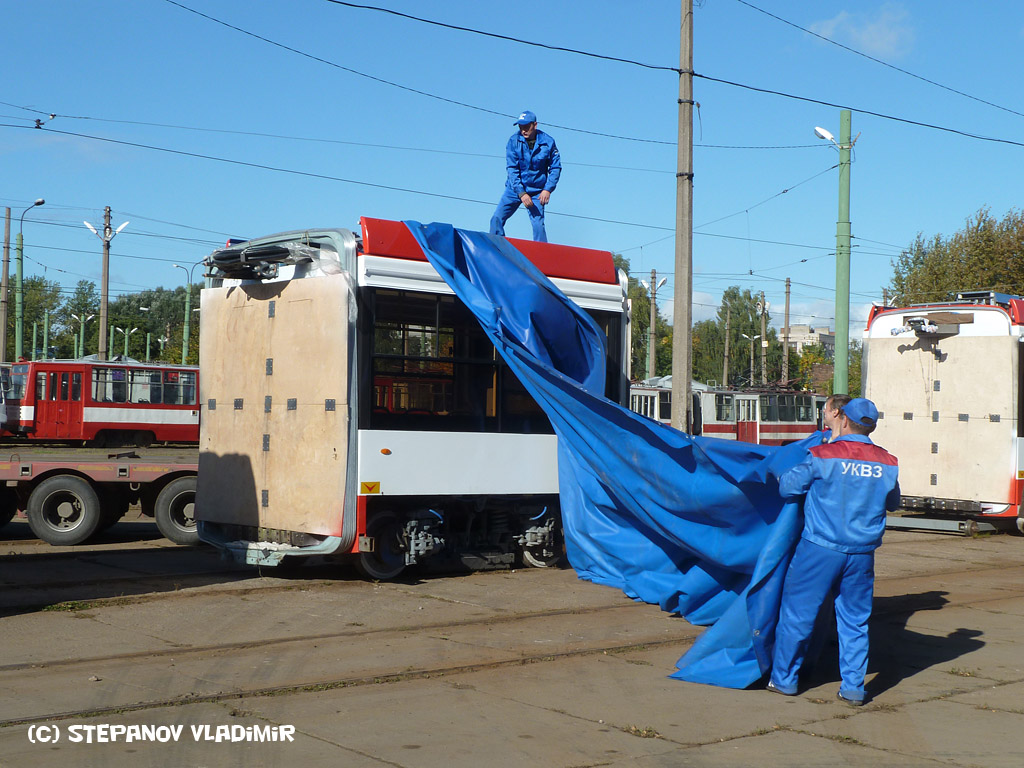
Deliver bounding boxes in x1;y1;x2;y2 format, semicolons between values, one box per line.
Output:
768;397;900;706
490;110;561;243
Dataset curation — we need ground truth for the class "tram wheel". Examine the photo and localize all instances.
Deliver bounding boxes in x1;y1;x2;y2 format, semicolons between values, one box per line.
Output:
134;431;155;448
26;475;102;546
522;545;563;568
154;476;198;545
355;512;407;580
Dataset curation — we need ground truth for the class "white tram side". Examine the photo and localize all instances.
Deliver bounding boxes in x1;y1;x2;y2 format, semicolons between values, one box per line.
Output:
629;380;825;446
864;290;1024;533
196;218;631;577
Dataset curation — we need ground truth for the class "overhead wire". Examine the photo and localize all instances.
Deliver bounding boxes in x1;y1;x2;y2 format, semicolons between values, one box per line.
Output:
733;0;1024;120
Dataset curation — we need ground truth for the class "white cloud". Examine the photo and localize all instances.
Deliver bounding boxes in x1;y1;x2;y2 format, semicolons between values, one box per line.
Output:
810;4;915;60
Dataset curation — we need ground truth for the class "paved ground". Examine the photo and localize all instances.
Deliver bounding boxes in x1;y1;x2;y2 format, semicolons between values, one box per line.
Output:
1;524;1023;767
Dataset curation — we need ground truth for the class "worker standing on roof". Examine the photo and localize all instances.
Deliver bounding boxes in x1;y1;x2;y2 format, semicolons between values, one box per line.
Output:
490;110;561;243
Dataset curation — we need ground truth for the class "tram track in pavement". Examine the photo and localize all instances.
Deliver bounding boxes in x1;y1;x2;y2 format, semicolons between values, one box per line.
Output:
5;559;1024;727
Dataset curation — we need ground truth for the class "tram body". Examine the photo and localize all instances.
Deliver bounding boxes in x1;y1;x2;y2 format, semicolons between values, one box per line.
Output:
3;359;200;446
864;290;1024;530
630;382;825;445
197;218;631;576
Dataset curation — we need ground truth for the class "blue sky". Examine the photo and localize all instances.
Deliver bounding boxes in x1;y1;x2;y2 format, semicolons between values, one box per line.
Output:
3;1;1022;337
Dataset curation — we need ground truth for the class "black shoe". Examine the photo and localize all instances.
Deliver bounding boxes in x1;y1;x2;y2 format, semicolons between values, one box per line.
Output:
767;680;796;696
837;691;864;707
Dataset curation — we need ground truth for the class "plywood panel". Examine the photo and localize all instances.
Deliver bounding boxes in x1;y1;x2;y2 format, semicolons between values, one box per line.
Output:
197;276;351;534
867;335;1017;503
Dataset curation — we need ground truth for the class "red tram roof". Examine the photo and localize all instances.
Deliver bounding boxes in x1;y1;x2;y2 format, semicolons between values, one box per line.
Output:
359;217;620;286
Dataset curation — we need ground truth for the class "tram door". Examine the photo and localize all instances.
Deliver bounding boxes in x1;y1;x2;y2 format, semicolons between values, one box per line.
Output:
736;395;759;444
34;369;83;439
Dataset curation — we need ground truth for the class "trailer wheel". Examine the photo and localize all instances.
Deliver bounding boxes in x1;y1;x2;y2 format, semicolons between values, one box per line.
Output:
27;475;102;546
154;476;198;545
355;512;407;580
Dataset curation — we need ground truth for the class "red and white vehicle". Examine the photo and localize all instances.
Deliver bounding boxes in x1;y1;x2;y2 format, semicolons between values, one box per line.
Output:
864;290;1024;533
197;217;631;577
630;381;825;445
3;359;199;447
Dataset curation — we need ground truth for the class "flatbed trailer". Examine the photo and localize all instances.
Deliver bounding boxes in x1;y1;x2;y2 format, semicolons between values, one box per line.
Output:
0;451;198;546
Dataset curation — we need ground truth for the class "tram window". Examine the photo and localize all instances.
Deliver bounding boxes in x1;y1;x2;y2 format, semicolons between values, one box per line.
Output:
48;372;58;401
368;289;548;433
60;373;69;401
715;394;734;421
179;372;197;405
164;370;181;404
778;395;796;422
36;372;46;402
796;395;813;422
760;395;779;422
129;371;153;403
92;368;127;402
71;373;82;401
9;367;28;399
657;390;671;421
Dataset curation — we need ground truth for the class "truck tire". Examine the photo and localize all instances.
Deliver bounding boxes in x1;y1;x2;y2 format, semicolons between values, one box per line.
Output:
154;476;198;545
27;475;102;546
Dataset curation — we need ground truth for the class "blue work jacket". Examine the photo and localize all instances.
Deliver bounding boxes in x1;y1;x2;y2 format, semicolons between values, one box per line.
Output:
505;129;561;197
779;434;900;554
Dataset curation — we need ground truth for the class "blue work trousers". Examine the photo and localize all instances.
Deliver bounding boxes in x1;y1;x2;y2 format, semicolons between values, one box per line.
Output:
771;538;875;701
490;188;548;242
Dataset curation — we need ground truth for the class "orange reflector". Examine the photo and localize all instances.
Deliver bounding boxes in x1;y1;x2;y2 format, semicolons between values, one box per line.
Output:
381;448;392;455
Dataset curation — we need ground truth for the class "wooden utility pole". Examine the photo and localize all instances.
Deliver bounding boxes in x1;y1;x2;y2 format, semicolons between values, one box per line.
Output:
1;208;9;363
670;0;694;432
782;277;791;384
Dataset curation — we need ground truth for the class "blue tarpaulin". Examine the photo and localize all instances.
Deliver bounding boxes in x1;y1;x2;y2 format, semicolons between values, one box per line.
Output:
405;221;823;688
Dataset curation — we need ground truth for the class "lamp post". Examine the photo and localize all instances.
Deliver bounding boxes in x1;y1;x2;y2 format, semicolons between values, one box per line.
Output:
639;271;667;381
114;326;138;358
84;208;128;361
72;313;94;359
741;333;760;386
173;262;202;365
814;111;857;394
15;199;45;360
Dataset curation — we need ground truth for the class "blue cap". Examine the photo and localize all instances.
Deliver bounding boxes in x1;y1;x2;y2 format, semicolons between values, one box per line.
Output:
842;398;879;427
514;110;537;125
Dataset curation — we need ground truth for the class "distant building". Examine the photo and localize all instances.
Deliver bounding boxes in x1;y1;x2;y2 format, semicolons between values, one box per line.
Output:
781;324;835;357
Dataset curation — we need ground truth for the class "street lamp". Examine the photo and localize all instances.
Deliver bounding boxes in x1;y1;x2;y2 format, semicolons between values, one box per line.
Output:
84;208;129;361
72;313;95;358
639;273;667;381
814;111;858;394
114;326;138;358
173;262;202;365
15;198;45;361
741;333;761;387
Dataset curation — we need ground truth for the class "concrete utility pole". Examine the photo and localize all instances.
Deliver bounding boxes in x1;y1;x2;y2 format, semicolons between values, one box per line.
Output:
1;208;10;363
671;0;694;432
782;277;791;385
84;207;128;362
722;306;730;386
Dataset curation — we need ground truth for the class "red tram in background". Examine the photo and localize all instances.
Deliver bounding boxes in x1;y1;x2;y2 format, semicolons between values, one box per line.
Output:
3;359;199;446
630;380;827;445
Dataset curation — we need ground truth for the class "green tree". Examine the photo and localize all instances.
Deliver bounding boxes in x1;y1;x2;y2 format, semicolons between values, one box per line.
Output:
6;276;63;359
693;286;790;388
614;255;672;380
889;208;1024;304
